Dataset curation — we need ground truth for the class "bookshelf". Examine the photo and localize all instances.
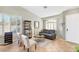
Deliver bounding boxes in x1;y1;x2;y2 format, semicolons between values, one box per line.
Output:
23;20;32;38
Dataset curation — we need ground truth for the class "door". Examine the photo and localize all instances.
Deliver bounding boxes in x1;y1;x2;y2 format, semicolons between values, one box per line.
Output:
66;13;79;44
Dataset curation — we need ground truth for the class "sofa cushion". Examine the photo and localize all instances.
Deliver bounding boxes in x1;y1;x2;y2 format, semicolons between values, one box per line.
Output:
39;29;56;40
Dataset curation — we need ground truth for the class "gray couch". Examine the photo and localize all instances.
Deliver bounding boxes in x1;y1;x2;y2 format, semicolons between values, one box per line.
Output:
39;29;56;40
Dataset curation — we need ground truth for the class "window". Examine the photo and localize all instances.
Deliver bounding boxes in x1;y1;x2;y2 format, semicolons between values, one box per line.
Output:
0;14;2;36
45;19;57;30
16;16;22;32
4;15;11;32
11;16;21;33
0;14;22;43
11;16;17;33
0;14;22;35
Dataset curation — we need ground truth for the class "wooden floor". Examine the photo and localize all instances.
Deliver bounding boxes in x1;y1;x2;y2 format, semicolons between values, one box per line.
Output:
36;37;76;52
0;37;77;52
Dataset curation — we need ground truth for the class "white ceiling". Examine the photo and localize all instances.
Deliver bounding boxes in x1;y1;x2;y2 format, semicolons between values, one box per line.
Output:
22;6;79;18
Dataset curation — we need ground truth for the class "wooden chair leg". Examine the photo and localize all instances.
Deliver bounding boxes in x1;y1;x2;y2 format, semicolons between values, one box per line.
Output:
27;48;29;52
24;45;25;50
23;45;29;52
35;44;37;51
30;44;36;52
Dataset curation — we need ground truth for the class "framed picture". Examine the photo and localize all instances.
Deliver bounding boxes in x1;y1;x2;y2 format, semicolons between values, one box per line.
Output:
34;21;39;28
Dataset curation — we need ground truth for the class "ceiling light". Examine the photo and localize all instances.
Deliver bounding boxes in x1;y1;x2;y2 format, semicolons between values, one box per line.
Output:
43;6;47;8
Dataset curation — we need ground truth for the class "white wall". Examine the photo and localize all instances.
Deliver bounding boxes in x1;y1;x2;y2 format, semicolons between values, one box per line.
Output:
23;16;43;37
42;8;79;39
65;13;79;44
57;14;65;38
0;6;43;38
42;14;65;38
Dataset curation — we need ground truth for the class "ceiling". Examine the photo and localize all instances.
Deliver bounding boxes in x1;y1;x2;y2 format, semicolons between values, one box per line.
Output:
22;6;79;18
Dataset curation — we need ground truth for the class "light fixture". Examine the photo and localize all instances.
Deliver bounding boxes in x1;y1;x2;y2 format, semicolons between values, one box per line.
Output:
43;6;47;9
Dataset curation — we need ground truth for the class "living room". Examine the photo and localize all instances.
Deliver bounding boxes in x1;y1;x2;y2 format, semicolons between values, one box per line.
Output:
0;6;79;52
